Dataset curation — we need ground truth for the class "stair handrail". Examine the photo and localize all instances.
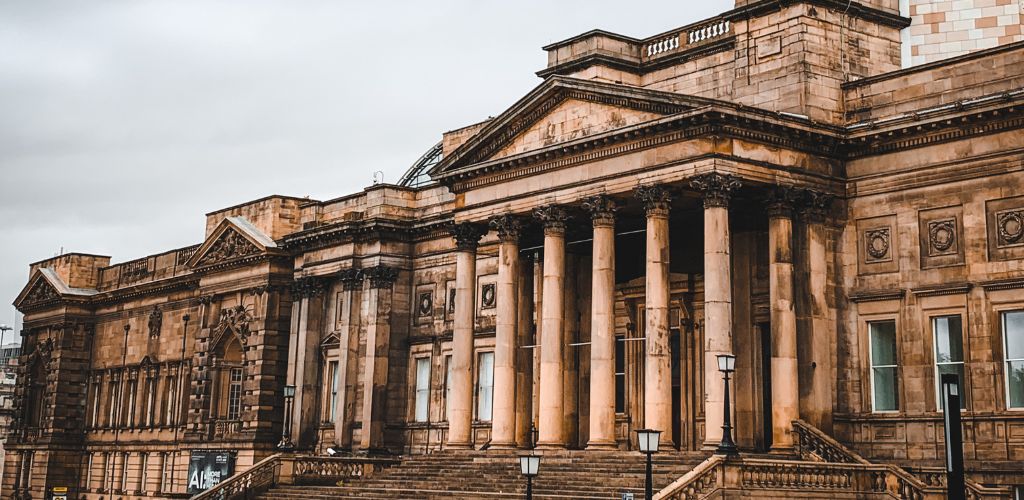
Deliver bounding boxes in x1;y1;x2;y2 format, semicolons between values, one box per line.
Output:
652;454;724;500
792;419;870;464
191;453;283;500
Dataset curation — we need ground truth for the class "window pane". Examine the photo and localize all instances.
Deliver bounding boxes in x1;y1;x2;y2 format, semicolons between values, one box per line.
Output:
937;363;966;409
477;352;494;421
870;321;897;366
1005;311;1024;360
872;367;898;411
933;315;964;363
1008;360;1024;409
444;355;453;421
415;358;430;422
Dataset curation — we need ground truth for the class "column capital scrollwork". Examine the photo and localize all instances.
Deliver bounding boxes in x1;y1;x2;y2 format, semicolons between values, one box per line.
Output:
764;185;800;219
634;184;672;216
533;205;570;235
582;195;618;227
339;268;364;291
449;222;487;251
291;276;326;299
800;189;834;223
690;172;742;209
489;214;524;242
364;265;400;289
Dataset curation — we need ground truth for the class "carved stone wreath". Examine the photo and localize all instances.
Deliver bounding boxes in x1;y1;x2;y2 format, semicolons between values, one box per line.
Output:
418;292;433;317
864;227;891;261
927;219;957;255
997;210;1024;246
481;283;496;309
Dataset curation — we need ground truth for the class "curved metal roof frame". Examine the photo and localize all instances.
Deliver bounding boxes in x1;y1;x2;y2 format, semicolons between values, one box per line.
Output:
397;141;443;188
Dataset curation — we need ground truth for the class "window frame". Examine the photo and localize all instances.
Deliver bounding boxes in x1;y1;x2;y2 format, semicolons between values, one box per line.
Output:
1002;309;1024;411
931;314;967;411
413;356;431;423
867;319;900;413
226;367;244;421
475;351;495;422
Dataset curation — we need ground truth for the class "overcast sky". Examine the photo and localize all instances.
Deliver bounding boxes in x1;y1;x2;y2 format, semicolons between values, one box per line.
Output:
0;0;733;335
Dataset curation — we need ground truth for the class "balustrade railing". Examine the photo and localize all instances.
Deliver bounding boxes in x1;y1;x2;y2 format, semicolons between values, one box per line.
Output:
793;418;869;464
642;17;732;60
687;19;730;44
191;454;398;500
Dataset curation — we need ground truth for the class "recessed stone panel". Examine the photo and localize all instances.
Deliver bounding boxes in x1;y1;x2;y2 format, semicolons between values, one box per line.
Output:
986;196;1024;261
857;214;899;275
918;205;965;269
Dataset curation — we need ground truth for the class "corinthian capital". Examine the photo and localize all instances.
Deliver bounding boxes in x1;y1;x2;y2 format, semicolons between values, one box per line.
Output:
800;189;834;223
449;222;487;251
364;265;399;289
489;214;524;242
764;185;800;219
339;268;364;291
581;195;618;227
690;172;742;209
634;185;672;215
533;205;569;234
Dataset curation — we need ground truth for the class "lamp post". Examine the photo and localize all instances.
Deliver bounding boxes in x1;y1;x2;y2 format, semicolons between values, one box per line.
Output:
278;385;296;451
0;324;12;348
716;354;738;457
941;373;965;500
518;454;540;500
636;428;661;500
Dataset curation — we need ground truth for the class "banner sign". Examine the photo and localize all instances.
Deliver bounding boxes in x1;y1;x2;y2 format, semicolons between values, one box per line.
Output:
187;450;235;494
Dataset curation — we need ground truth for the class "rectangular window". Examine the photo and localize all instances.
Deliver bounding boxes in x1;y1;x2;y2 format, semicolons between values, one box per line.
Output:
159;453;171;493
476;352;494;421
125;378;137;427
414;357;430;422
165;374;177;426
120;452;129;492
444;354;453;421
869;320;899;412
85;453;94;490
139;452;148;493
108;380;119;427
328;361;339;423
615;336;626;413
227;367;243;420
145;376;157;427
933;315;966;410
1003;311;1024;409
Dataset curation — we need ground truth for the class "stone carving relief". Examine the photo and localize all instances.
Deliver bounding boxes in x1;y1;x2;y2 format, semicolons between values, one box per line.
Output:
364;265;399;289
212;305;254;347
533;205;570;232
481;283;496;309
997;209;1024;246
689;172;742;208
919;207;964;268
195;229;260;266
339;268;364;291
489;214;524;242
449;223;487;251
148;306;162;338
21;280;60;307
292;276;326;298
864;228;891;262
418;291;433;317
927;219;957;255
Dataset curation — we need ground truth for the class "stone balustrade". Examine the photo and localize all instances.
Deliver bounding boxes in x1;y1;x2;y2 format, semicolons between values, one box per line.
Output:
687;19;730;44
192;454;399;500
645;33;680;57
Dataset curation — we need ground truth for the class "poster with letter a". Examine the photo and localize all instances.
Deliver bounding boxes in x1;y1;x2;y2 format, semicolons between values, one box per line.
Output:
187;450;235;494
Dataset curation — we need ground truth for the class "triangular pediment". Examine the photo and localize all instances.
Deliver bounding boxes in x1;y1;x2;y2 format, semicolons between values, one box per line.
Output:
187;216;277;269
431;76;713;176
13;267;96;310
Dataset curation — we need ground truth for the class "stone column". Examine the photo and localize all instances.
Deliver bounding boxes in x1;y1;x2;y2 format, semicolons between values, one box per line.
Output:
533;205;568;448
515;253;535;447
766;186;800;450
690;172;741;447
489;214;522;449
447;223;485;448
582;195;618;449
334;268;363;450
636;185;674;447
801;190;834;432
289;276;326;449
359;265;399;452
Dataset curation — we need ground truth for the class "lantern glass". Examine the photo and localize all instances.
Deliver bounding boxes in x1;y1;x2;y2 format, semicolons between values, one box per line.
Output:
635;429;661;453
519;455;540;477
717;354;736;373
283;385;296;398
941;373;959;397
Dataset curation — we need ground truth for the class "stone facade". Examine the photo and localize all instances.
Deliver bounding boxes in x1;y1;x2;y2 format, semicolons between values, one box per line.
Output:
6;0;1024;498
903;0;1023;65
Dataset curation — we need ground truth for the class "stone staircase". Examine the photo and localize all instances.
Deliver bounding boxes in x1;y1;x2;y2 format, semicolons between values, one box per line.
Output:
257;449;708;499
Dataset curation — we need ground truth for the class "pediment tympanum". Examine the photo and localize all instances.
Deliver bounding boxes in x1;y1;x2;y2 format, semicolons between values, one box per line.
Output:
431;75;709;177
187;216;277;269
18;279;60;308
13;267;97;311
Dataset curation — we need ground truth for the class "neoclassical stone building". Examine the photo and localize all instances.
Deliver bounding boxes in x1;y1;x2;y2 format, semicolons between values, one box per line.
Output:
6;0;1024;498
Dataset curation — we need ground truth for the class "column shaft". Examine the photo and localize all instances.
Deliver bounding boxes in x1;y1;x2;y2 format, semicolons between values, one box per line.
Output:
691;172;741;448
585;195;617;449
448;249;478;448
804;192;833;432
335;270;363;450
769;212;798;449
490;215;521;448
359;266;398;452
645;208;672;446
535;206;567;448
515;255;535;447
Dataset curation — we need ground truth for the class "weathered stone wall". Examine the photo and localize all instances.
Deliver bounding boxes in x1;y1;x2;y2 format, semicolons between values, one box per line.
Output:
903;0;1023;66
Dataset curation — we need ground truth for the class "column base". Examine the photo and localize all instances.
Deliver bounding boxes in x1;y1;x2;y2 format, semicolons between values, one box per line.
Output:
535;442;566;450
585;440;618;450
489;441;517;450
445;442;473;450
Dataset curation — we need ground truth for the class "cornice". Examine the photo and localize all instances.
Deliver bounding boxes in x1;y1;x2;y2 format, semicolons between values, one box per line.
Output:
848;288;905;303
979;278;1024;291
535;37;734;78
724;0;910;29
910;282;972;298
281;218;414;252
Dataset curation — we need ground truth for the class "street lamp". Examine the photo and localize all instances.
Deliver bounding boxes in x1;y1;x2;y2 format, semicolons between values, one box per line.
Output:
518;454;541;500
716;354;738;457
278;385;296;451
0;324;12;348
636;428;661;500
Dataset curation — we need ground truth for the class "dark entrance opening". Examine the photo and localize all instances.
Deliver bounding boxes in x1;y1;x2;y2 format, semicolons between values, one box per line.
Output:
758;321;773;451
